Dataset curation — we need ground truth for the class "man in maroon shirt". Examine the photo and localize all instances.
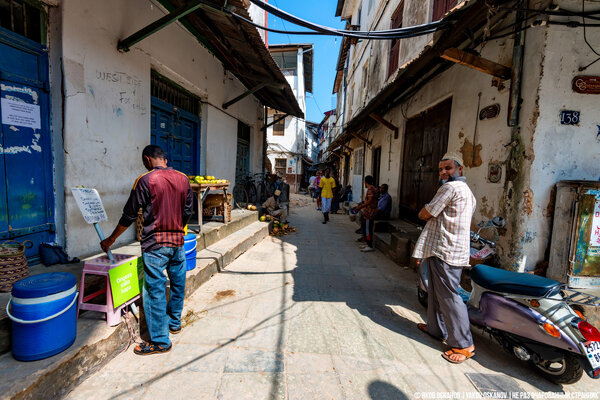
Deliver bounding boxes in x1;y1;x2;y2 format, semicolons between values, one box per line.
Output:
101;145;193;355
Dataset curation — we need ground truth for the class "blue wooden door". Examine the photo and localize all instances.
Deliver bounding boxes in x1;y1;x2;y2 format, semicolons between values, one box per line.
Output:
150;97;199;175
0;28;54;262
235;140;249;183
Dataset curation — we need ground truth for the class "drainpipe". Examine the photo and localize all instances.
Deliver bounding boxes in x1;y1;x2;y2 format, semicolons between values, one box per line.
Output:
503;0;527;271
263;105;267;174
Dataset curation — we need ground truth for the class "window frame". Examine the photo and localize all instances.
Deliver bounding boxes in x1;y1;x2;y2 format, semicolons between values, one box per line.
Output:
272;113;286;136
432;0;458;22
387;1;404;78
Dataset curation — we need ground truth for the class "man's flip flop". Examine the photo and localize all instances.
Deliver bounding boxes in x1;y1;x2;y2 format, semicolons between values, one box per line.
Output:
442;348;475;364
133;341;172;356
417;323;447;344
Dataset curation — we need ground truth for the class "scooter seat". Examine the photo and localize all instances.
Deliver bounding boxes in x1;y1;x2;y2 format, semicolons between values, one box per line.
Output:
470;264;561;298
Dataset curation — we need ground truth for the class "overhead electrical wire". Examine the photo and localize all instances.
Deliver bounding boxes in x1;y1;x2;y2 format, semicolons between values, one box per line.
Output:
236;0;451;39
582;0;600;57
230;12;330;35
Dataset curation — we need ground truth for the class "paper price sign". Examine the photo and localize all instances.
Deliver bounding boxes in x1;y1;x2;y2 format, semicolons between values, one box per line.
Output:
71;187;108;224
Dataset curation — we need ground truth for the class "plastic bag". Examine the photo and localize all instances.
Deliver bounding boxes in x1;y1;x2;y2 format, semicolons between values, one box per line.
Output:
39;243;80;266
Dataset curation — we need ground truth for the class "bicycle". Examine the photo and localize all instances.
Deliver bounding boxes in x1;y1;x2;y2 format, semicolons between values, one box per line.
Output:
232;181;249;209
232;173;268;209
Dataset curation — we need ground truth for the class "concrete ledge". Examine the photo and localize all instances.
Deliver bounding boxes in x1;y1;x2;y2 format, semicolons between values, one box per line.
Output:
373;219;422;268
0;313;133;400
0;221;268;400
192;209;258;252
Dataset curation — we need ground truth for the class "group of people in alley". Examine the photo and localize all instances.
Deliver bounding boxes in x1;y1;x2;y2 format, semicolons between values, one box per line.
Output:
101;144;476;366
308;168;392;252
307;152;476;363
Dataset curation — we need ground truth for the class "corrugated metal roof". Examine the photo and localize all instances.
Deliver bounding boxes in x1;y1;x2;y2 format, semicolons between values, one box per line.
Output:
161;0;303;117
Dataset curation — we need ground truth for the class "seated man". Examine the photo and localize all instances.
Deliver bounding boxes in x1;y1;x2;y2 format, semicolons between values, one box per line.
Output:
355;183;392;236
377;184;392;220
261;189;288;223
339;185;352;203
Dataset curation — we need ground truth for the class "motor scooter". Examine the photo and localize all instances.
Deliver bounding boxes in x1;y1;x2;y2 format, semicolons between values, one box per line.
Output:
417;217;505;308
416;223;600;384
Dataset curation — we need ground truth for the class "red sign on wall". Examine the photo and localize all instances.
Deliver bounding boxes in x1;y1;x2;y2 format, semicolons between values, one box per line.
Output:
572;76;600;94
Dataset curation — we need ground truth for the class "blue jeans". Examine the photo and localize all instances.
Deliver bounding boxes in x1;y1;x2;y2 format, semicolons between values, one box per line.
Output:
321;197;332;213
142;246;186;347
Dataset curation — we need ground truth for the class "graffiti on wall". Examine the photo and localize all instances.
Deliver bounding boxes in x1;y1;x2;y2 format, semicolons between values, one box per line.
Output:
95;70;147;116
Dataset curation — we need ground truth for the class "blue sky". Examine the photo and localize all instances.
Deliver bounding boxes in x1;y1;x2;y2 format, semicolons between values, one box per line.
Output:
266;0;345;123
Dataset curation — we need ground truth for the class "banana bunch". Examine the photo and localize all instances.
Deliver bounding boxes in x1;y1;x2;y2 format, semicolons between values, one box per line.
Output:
188;175;229;185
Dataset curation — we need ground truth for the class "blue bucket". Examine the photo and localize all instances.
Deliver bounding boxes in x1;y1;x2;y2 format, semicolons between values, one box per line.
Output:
7;272;78;361
184;233;197;271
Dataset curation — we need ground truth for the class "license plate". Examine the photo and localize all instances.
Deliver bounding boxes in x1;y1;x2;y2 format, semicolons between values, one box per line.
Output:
583;341;600;370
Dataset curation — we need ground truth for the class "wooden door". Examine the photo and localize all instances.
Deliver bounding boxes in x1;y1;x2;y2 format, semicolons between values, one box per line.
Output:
400;98;451;222
372;147;382;186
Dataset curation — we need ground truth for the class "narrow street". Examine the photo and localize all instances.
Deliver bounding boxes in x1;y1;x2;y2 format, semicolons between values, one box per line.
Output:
67;199;599;399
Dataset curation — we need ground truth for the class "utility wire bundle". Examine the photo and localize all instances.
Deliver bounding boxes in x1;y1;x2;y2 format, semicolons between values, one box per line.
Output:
230;0;451;39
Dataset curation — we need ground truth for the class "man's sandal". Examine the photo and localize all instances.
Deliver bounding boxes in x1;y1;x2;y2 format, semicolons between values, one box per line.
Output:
133;341;172;356
417;323;447;344
169;326;182;334
441;348;475;364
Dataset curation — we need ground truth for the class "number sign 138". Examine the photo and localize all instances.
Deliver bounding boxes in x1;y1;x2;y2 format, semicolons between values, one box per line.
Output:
560;110;580;125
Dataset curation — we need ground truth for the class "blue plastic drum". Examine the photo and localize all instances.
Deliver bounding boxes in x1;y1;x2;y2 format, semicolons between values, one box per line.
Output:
7;272;78;361
184;233;197;271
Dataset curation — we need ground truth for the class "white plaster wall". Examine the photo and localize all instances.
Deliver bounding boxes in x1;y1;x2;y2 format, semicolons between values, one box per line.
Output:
268;116;297;154
61;0;264;257
205;104;238;184
527;21;600;269
267;49;308;165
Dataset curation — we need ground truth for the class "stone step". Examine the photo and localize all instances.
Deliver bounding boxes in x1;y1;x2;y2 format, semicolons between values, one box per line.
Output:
374;231;418;269
0;220;268;400
191;209;259;252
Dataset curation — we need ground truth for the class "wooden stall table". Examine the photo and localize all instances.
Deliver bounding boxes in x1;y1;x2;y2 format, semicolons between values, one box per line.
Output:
190;182;230;234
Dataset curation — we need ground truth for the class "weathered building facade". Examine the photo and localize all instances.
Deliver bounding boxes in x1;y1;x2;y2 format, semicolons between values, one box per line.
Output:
266;43;313;192
0;0;300;259
329;0;600;274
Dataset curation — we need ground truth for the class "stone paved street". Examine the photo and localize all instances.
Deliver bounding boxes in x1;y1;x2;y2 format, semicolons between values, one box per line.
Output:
67;200;600;399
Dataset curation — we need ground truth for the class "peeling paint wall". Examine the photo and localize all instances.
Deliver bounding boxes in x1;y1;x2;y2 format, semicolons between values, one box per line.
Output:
337;0;600;271
525;20;600;271
350;22;545;268
343;0;440;121
61;0;265;257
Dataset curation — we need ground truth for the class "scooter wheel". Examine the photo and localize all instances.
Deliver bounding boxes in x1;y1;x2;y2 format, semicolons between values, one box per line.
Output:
417;288;428;309
531;352;583;385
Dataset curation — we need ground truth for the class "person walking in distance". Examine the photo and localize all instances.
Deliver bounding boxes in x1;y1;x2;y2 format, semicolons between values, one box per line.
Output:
101;145;193;356
308;172;317;201
315;170;322;211
319;168;336;224
352;175;379;252
412;152;476;364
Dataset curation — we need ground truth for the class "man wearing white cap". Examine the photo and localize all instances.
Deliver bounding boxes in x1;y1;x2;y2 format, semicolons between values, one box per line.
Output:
261;189;288;223
412;152;476;364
